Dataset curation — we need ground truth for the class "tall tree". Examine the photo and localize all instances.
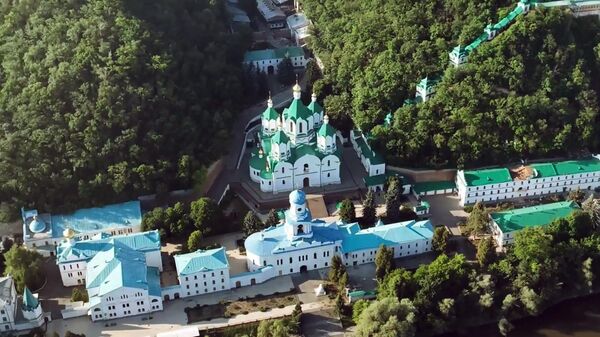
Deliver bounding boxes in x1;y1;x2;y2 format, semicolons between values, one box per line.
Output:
190;197;221;232
568;188;586;204
264;209;280;228
432;227;450;254
476;237;496;268
304;59;322;93
277;57;295;85
3;245;43;292
385;176;402;222
582;195;600;229
329;255;346;283
465;202;489;237
375;245;395;281
242;211;264;237
362;190;377;227
187;230;204;252
339;199;356;223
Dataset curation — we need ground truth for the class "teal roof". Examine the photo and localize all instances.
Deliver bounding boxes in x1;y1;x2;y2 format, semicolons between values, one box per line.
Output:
308;100;323;114
249;150;268;171
317;121;336;137
363;173;387;186
86;242;150;296
262;107;279;121
284;99;313;121
48;201;142;239
354;135;384;165
553;159;600;175
56;230;161;263
530;163;557;178
244;46;304;62
463;168;512;187
348;290;376;298
413;181;456;194
341;220;434;253
271;129;290;144
491;201;579;233
22;287;39;311
174;247;229;276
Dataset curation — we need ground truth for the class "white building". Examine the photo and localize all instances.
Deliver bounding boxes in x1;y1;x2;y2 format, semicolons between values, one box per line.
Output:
244;190;434;275
173;247;231;298
249;86;341;193
22;201;142;257
243;47;307;74
86;243;163;321
286;13;310;46
456;156;600;206
0;277;46;334
257;0;286;29
55;230;162;287
489;201;579;249
350;130;399;193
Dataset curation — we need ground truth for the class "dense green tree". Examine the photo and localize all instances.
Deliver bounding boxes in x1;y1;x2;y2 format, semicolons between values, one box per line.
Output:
0;0;250;215
465;202;489;237
361;190;377;227
338;199;356;223
304;59;322;93
242;211;264;237
568;211;593;240
375;245;395;281
352;299;369;324
378;268;417;300
432;227;450;253
354;297;416;337
329;255;346;283
277;57;295;85
71;288;89;302
477;237;496;267
264;209;280;228
385;176;402;222
398;206;418;222
3;245;43;292
190;198;221;232
334;292;345;316
187;230;204;252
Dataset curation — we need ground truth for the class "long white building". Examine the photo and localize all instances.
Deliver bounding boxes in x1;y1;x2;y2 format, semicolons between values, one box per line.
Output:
489;201;579;249
244;190;434;275
456;156;600;206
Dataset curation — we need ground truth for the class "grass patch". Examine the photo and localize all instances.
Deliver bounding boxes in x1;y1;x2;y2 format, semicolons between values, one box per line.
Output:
185;303;226;323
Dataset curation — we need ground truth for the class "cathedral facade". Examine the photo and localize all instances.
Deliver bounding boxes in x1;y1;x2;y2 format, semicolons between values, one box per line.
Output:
249;84;341;193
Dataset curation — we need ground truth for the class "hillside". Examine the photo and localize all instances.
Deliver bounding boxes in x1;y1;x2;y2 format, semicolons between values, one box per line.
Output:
304;0;600;168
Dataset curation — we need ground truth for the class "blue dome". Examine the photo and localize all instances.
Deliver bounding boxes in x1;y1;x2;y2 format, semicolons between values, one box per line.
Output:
28;217;46;233
289;190;306;205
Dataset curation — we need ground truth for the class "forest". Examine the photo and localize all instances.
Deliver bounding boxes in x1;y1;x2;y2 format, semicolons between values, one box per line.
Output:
304;0;600;168
0;0;251;217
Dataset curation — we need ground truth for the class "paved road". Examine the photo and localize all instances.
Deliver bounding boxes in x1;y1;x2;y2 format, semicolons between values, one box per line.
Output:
206;84;296;202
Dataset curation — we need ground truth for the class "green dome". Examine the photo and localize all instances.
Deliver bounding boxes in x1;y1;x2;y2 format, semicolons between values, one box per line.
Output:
317;116;336;137
284;99;312;121
271;129;290;144
262;107;279;121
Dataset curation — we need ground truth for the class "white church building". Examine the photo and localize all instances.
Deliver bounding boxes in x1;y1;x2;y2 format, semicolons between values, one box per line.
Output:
0;277;47;334
249;84;341;193
244;190;434;275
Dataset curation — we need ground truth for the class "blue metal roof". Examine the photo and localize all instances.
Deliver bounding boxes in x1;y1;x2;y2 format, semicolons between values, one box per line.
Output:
56;230;160;263
22;287;39;311
245;219;434;256
146;267;162;297
50;201;142;238
174;247;229;276
86;242;150;296
341;220;434;253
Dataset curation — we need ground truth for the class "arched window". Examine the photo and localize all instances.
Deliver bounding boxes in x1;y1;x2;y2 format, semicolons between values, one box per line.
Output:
297;224;304;234
327;160;330;166
282;167;285;173
299;123;303;133
289;122;293;132
304;163;309;172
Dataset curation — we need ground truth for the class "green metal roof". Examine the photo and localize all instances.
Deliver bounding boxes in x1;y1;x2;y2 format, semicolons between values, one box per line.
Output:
490;201;579;233
553;159;600;176
354;136;384;165
308;100;323;114
413;180;456;194
530;163;557;178
262;107;279;121
244;46;304;63
271;129;289;144
22;287;39;311
317;122;336;137
284;99;313;121
249;150;267;171
364;174;387;186
463;168;512;187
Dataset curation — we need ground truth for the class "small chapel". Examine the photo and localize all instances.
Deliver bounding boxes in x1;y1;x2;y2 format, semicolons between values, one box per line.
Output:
249;83;341;193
